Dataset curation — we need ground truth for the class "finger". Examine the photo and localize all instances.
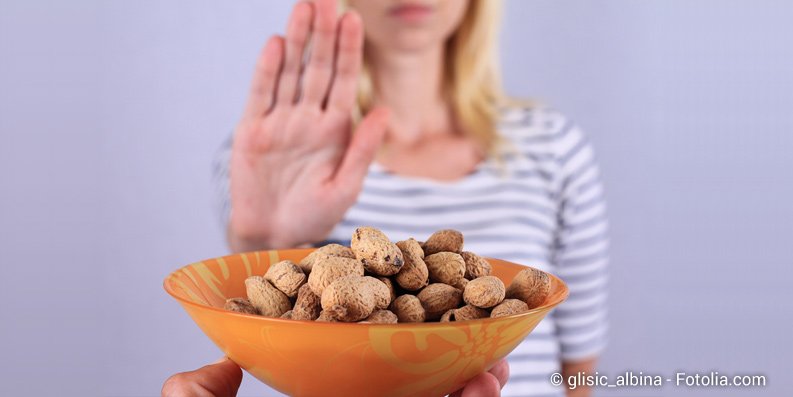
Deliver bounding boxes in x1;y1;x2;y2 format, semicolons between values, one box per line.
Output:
488;359;510;389
161;357;243;397
326;10;363;114
333;107;389;190
276;1;314;105
460;372;501;397
244;36;285;118
300;0;338;107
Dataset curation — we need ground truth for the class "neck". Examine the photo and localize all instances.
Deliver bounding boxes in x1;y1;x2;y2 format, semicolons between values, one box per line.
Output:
367;45;453;145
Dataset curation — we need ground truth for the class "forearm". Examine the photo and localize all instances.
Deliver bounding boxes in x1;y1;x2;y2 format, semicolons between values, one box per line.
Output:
562;357;597;397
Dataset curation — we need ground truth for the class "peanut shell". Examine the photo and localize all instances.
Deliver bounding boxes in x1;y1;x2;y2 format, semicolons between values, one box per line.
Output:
461;251;492;279
363;276;392;310
425;252;466;286
395;239;429;291
417;283;463;320
423;229;464;255
307;256;364;296
363;309;399;324
298;244;355;273
390;294;426;323
490;299;530;318
321;275;377;322
244;276;291;318
292;283;322;321
452;278;469;291
264;260;306;298
463;276;506;308
351;227;404;276
505;268;551;309
316;310;338;322
377;276;397;304
440;305;490;322
224;297;259;315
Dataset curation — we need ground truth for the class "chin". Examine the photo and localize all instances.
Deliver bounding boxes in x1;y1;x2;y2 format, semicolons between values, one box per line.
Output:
381;31;446;54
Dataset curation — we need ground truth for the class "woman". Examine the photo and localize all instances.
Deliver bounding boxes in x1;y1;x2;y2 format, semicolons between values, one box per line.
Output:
165;0;608;396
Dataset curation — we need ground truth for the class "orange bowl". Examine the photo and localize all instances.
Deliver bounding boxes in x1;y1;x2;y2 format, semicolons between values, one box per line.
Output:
164;249;568;397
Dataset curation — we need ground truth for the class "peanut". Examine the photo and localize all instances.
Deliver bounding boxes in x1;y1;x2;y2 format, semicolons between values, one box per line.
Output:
307;255;364;296
505;267;551;309
363;276;392;310
461;251;492;279
490;299;530;318
362;309;399;324
321;275;377;322
440;305;490;322
424;252;466;286
463;276;506;308
316;310;338;322
390;294;426;323
298;244;355;273
224;297;259;315
244;276;291;318
423;229;464;255
376;276;396;305
264;260;306;298
223;228;550;325
417;283;463;320
292;283;322;321
351;227;404;276
395;239;429;291
452;277;468;291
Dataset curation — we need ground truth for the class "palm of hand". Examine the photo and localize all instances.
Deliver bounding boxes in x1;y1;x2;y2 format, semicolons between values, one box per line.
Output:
228;0;389;249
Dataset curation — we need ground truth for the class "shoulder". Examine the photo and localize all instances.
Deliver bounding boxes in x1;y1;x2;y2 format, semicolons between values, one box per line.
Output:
495;102;590;162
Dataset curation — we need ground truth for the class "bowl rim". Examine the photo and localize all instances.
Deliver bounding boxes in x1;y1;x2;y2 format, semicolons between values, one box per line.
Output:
164;249;569;327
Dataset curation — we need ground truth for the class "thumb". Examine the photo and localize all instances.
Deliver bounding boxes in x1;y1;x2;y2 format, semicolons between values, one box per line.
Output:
333;106;389;190
162;357;243;397
452;372;501;397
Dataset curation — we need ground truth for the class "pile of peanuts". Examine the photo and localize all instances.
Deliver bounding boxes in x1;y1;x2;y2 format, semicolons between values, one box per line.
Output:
224;227;551;323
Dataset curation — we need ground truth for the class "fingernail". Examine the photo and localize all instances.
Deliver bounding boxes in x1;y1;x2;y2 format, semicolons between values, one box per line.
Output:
212;356;229;364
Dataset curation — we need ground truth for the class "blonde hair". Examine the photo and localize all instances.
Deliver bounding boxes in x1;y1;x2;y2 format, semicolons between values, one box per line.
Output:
351;0;509;154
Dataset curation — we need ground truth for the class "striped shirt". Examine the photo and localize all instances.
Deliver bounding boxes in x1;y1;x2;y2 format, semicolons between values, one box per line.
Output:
212;106;609;397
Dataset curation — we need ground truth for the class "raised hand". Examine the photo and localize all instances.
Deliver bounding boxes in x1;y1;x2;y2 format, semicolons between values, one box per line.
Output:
228;0;388;251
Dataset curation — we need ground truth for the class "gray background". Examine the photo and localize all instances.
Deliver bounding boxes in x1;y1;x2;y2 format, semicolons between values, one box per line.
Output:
0;0;790;396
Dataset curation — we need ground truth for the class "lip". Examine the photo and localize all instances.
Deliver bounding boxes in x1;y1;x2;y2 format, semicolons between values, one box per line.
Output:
388;3;434;23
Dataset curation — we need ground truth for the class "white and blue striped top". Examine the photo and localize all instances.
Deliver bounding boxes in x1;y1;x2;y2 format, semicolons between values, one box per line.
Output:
213;106;609;397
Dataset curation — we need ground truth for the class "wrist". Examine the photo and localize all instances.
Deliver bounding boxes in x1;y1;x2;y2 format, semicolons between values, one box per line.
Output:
227;218;303;252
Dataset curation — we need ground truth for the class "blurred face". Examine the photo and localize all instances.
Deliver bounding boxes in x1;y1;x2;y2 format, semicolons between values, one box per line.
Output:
347;0;470;54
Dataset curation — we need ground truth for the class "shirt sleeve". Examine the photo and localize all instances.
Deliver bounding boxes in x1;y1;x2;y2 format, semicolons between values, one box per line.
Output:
550;114;609;362
211;134;233;229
